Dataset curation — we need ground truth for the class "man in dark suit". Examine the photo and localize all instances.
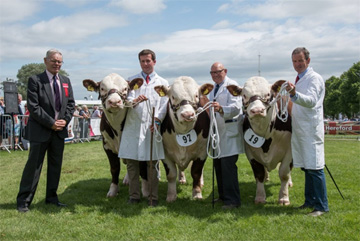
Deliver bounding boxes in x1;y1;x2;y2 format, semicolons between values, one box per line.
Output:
16;49;75;212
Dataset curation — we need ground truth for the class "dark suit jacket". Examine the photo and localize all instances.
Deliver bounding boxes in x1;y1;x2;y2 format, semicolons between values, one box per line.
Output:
25;71;75;142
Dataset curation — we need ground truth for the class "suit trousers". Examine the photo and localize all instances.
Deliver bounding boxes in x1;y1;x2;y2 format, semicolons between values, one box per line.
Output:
126;159;159;201
214;154;241;206
17;131;65;207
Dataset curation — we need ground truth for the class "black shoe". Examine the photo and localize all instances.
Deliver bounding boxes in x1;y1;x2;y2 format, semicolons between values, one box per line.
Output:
222;204;239;210
46;201;67;207
148;200;158;207
295;204;313;209
213;198;223;203
17;206;29;213
128;198;141;204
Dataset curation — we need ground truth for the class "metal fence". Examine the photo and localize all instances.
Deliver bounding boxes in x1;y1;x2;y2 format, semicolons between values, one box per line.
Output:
0;115;102;153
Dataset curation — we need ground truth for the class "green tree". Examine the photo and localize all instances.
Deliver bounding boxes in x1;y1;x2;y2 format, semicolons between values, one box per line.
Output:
324;76;342;119
339;61;360;118
16;63;69;99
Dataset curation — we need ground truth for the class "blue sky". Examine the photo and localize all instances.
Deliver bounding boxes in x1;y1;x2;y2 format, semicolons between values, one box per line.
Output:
0;0;359;100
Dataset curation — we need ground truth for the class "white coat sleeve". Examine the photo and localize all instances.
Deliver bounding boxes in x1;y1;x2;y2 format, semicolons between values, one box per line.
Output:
293;76;324;109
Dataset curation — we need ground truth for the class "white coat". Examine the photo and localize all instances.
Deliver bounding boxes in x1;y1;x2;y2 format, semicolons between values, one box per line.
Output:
118;72;169;161
209;76;245;158
291;67;325;169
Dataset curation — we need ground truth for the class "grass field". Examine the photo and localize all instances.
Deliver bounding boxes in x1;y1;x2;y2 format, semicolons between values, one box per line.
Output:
0;138;359;240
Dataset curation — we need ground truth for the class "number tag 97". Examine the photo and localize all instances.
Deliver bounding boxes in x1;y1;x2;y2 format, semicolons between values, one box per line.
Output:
244;129;265;148
176;129;197;147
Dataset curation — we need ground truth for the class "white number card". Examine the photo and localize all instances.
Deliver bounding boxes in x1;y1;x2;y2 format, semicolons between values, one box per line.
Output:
176;129;197;147
244;128;265;148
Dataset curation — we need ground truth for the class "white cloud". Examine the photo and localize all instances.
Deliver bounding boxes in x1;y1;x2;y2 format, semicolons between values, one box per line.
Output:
0;0;40;23
29;11;127;44
109;0;166;14
226;0;360;25
217;3;230;13
0;10;128;62
212;20;231;29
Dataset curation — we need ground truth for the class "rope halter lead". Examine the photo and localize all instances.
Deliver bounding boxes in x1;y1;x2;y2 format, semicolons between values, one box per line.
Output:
269;82;291;123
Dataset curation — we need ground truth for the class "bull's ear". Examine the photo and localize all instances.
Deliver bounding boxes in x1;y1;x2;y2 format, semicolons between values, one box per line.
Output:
129;78;144;90
271;80;287;95
154;85;169;97
227;85;242;96
83;79;100;92
199;83;214;96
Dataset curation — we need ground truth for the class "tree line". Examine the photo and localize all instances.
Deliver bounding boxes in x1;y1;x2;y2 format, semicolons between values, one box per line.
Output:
2;61;360;119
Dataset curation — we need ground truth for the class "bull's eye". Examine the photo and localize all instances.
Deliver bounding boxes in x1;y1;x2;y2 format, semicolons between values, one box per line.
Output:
101;88;104;91
243;95;247;99
172;96;175;100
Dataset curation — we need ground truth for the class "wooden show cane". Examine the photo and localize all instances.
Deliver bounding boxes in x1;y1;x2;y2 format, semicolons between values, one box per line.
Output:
149;107;155;206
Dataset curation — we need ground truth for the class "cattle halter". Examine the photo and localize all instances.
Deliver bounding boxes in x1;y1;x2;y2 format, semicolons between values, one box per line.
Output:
169;99;198;113
99;88;126;104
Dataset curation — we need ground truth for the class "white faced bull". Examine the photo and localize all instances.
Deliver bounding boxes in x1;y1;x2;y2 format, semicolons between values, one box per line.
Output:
83;73;143;197
154;76;213;202
227;76;293;205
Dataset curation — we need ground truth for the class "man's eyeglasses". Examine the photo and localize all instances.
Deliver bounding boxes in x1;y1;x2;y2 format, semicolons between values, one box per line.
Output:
210;69;225;75
49;59;64;64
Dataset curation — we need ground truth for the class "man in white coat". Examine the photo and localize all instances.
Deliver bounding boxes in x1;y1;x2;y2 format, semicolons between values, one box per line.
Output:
209;62;244;209
119;49;168;207
286;47;329;217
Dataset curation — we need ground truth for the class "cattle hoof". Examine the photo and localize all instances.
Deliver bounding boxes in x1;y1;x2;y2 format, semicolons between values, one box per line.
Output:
254;200;266;205
192;190;203;200
279;200;290;206
106;183;119;198
179;179;186;185
166;196;177;202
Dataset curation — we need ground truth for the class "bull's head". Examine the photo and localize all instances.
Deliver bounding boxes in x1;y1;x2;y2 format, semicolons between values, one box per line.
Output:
227;76;287;120
155;76;212;124
83;73;143;112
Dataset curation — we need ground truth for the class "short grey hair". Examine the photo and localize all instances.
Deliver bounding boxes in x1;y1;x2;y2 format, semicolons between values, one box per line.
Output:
292;47;310;60
46;49;62;59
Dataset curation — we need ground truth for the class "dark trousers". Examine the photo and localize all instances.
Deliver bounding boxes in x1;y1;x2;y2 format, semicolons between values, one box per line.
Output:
17;131;65;207
303;168;329;212
214;154;241;206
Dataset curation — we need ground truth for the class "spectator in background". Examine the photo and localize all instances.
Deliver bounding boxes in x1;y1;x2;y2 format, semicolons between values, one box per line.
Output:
72;105;81;140
79;105;90;139
21;104;30;150
91;105;101;118
0;98;4;147
18;94;24;115
17;94;24;146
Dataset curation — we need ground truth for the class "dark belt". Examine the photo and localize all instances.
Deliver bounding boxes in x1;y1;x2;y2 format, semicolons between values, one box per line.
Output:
225;119;237;123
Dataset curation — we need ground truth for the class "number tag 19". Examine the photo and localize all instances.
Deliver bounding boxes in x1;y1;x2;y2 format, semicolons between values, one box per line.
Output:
176;129;197;147
244;128;265;148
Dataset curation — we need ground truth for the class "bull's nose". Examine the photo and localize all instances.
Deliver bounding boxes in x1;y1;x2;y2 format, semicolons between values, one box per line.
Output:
181;112;195;120
250;107;265;115
108;99;121;106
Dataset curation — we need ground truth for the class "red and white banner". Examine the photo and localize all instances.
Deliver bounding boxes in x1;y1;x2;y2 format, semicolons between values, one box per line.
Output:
324;121;360;135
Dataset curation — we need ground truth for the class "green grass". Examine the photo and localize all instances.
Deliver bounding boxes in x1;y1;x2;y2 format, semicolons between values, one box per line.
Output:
1;138;359;240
